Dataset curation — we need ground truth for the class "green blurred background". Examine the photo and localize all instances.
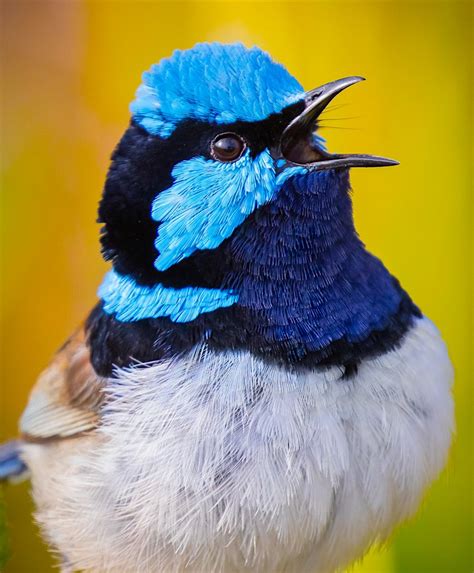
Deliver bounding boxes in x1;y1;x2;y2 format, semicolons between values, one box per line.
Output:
0;1;472;571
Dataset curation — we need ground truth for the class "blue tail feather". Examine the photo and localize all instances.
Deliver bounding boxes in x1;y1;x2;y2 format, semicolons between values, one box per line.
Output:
0;440;28;482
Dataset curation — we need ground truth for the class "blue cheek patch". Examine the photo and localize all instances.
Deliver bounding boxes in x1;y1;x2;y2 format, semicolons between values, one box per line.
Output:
98;161;307;324
99;137;309;324
130;43;304;138
99;270;238;323
152;150;282;271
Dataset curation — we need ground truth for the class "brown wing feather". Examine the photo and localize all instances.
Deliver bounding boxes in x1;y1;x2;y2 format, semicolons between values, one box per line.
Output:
20;324;105;442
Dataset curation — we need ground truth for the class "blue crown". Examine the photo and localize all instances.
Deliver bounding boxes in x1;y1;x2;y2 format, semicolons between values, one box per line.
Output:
130;43;304;138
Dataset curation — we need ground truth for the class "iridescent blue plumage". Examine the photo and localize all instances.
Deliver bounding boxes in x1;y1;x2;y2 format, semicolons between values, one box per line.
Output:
97;42;417;369
152;150;305;271
222;169;406;349
130;43;304;138
99;269;238;323
101;43;312;322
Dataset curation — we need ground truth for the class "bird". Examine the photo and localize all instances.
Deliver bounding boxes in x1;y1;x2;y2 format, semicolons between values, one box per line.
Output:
0;42;453;573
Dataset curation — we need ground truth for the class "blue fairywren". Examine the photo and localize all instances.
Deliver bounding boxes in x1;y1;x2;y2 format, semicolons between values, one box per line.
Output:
0;43;453;573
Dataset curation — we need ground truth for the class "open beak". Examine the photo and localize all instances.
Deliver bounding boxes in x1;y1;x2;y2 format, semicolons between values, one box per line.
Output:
280;76;398;170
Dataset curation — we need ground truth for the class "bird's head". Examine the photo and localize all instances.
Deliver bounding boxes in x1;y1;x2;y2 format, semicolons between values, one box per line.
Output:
98;42;398;325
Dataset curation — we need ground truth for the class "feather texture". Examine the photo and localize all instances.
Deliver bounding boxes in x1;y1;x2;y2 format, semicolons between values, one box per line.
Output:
20;327;104;441
22;317;453;573
99;270;239;323
152;150;277;271
130;43;304;138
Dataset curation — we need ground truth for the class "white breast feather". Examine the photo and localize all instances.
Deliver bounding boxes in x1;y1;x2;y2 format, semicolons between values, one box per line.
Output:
23;317;453;573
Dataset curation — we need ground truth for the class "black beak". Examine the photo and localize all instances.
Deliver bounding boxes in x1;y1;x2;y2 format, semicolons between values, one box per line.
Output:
280;76;398;170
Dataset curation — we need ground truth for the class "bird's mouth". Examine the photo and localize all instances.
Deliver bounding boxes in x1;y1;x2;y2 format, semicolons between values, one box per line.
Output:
279;76;398;170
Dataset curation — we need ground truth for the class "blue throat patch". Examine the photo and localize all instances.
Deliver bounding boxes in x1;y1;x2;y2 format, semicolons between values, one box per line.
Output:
130;43;304;138
98;170;409;354
221;169;405;349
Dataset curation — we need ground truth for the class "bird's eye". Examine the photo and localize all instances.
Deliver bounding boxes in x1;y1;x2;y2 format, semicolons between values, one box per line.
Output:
210;133;246;162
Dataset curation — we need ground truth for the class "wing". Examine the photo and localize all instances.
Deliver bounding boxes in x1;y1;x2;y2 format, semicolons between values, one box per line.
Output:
20;325;105;442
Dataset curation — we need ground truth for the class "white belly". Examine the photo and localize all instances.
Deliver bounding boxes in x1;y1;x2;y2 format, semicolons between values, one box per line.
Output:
23;317;453;573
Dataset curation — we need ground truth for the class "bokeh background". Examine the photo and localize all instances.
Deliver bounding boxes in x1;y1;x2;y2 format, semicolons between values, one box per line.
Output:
0;1;472;571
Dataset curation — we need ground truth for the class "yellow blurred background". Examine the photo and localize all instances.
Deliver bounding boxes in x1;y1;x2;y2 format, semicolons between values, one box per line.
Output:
0;1;472;571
